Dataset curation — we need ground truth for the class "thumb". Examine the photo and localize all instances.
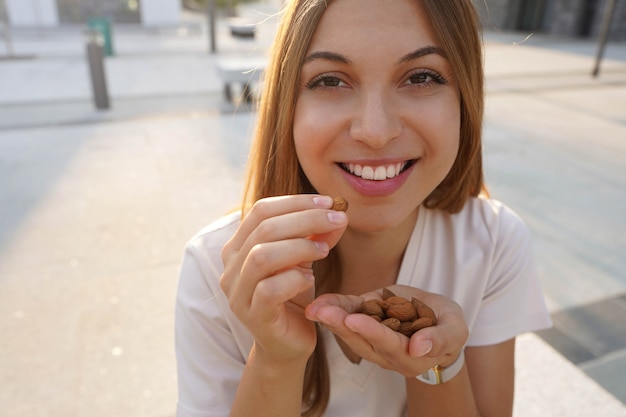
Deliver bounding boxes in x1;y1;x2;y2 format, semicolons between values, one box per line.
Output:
408;310;468;361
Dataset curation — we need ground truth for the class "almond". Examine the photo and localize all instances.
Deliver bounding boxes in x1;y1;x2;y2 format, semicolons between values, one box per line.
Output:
381;296;410;310
411;297;437;325
381;317;401;331
385;302;417;321
409;317;435;333
382;288;396;300
331;197;349;212
360;299;384;318
398;321;416;337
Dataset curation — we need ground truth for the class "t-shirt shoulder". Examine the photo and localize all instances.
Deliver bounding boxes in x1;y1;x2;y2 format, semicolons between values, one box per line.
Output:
461;196;530;244
186;211;241;252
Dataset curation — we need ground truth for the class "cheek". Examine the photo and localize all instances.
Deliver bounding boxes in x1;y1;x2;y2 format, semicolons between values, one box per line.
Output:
293;101;315;166
412;96;461;189
437;93;461;150
436;120;461;177
293;99;326;185
293;97;341;170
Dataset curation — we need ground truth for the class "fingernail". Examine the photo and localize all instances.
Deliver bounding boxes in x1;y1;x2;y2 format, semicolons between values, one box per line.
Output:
304;272;315;281
414;340;433;357
313;195;333;207
327;211;347;224
315;240;329;253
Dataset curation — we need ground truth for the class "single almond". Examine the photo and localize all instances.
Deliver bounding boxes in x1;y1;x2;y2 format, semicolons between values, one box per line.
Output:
385;302;417;321
382;288;396;300
381;296;410;310
409;317;435;333
381;317;401;331
360;299;384;318
331;197;349;212
399;321;416;337
411;297;437;325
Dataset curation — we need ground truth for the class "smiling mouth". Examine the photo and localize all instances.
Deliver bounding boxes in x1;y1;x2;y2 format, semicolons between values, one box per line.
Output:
340;160;416;181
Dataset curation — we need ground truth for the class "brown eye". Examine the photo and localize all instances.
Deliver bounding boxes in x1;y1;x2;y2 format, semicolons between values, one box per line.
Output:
409;73;429;84
306;75;344;89
404;70;447;87
320;76;341;87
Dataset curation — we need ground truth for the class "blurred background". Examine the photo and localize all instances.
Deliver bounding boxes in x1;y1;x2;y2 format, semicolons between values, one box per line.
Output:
0;0;625;416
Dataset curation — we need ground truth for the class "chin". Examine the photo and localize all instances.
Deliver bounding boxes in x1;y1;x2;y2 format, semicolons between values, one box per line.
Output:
348;205;418;234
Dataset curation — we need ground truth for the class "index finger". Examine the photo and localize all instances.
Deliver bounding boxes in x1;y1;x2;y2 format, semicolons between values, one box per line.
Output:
225;194;333;253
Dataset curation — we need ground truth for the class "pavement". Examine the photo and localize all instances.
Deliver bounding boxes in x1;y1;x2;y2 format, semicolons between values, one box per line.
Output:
1;1;626;416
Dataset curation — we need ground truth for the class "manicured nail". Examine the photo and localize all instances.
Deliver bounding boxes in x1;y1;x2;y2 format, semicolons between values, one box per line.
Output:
414;340;433;357
313;195;333;207
327;211;347;224
315;240;329;253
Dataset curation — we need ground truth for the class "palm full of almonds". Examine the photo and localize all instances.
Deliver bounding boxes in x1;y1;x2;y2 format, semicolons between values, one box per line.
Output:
360;288;438;338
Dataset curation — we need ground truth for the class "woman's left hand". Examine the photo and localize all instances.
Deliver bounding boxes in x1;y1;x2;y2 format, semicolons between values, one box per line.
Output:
305;284;468;377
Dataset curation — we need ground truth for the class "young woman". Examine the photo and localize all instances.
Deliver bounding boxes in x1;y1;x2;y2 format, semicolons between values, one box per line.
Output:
175;0;552;416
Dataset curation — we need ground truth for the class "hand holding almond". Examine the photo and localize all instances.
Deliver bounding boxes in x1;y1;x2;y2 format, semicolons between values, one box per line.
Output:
219;195;348;363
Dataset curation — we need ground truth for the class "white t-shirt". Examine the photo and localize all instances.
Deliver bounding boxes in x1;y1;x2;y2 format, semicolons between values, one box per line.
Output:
175;197;552;417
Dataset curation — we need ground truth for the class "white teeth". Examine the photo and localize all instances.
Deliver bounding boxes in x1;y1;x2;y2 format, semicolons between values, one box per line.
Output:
374;166;387;180
346;162;407;181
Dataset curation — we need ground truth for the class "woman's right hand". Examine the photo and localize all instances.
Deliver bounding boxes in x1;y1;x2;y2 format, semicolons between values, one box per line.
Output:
220;194;348;364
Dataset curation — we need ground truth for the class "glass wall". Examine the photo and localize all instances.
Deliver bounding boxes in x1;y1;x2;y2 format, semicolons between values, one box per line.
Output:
56;0;141;23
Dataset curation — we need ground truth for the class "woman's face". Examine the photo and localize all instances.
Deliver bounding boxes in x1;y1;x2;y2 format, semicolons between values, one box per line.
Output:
293;0;461;232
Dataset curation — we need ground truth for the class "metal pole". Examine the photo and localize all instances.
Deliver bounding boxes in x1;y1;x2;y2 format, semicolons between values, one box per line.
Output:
207;0;216;54
592;0;617;78
1;22;14;57
0;0;14;57
86;32;110;110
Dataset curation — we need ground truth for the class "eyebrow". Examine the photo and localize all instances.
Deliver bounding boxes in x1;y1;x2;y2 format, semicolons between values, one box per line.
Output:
303;46;446;66
303;51;351;64
397;46;447;64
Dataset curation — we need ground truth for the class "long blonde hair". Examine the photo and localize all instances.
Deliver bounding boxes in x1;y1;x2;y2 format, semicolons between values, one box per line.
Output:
241;0;485;414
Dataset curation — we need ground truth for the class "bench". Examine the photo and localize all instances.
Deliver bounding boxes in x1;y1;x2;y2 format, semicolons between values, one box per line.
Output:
216;56;267;103
227;17;258;38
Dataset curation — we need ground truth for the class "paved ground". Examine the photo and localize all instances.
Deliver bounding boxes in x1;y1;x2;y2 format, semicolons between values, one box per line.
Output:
1;2;625;416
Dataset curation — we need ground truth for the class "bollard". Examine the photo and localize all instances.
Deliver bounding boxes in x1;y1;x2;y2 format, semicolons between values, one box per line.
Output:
592;0;617;78
86;30;110;110
87;18;114;57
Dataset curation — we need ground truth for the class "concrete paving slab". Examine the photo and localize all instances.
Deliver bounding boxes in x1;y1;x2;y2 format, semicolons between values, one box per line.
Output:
514;333;626;417
0;93;224;131
483;85;626;311
581;348;626;404
536;294;626;404
0;112;254;417
0;53;224;104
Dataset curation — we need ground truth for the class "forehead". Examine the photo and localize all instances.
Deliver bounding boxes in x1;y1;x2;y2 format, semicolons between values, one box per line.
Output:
308;0;439;54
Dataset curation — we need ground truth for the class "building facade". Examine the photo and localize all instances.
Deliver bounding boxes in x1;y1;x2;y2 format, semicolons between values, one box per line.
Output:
473;0;626;40
4;0;182;27
4;0;626;40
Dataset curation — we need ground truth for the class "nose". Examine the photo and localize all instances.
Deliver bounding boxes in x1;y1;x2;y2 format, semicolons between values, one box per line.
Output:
349;90;402;148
